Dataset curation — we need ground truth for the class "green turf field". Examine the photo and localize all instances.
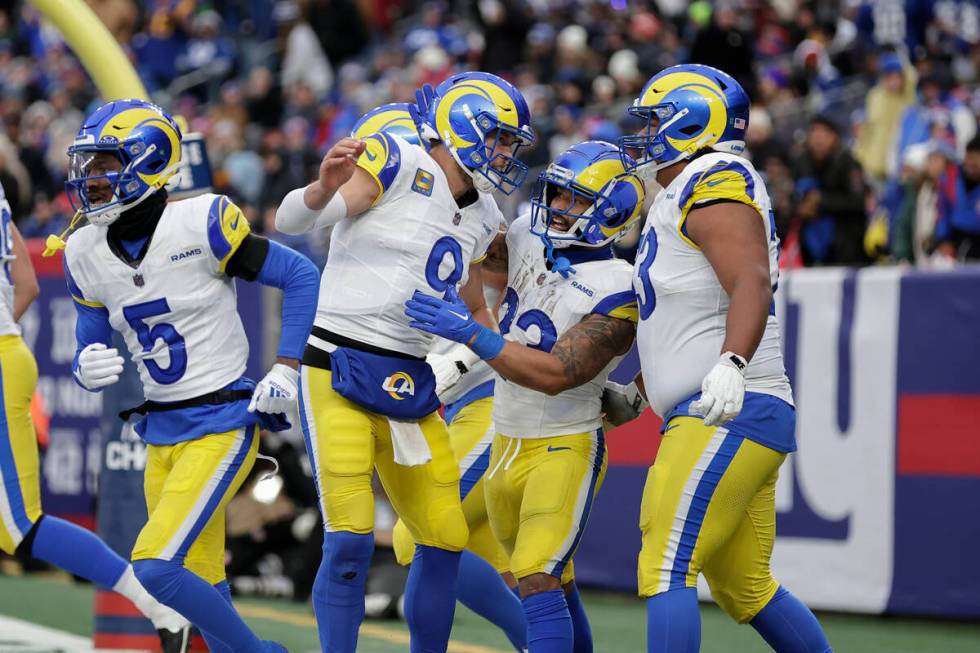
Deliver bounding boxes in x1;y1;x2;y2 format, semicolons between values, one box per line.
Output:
1;574;978;652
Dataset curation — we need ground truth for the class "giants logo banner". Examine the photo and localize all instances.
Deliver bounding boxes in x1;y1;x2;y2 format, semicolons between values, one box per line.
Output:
580;267;980;618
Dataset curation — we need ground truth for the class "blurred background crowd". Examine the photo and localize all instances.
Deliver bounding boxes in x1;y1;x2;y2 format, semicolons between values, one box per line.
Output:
1;0;979;268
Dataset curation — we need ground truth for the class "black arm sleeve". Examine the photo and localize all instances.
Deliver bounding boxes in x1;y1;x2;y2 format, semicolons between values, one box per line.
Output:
225;233;271;281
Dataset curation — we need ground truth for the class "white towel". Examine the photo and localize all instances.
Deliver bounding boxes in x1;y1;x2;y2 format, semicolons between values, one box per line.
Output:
388;418;432;466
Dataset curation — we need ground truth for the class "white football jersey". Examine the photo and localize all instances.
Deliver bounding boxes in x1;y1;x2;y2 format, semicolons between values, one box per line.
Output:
0;183;18;336
493;215;638;439
64;193;253;402
314;133;501;357
633;153;793;418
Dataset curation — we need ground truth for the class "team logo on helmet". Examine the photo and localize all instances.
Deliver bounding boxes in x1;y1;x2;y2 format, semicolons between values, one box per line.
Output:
620;64;748;177
530;140;645;277
416;72;535;196
65;99;183;227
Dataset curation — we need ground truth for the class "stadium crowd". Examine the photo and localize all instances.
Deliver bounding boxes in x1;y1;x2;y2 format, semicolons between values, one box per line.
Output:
1;0;978;267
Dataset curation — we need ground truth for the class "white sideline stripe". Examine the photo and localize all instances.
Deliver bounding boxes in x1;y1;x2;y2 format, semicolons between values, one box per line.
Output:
0;614;92;651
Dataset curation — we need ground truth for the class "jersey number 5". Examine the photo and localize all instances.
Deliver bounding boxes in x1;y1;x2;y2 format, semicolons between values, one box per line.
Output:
634;228;659;320
122;298;188;384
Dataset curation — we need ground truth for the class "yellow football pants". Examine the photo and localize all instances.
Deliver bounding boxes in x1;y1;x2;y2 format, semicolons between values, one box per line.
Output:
0;335;42;553
638;416;786;623
131;425;258;585
485;429;606;585
299;366;467;551
391;396;509;572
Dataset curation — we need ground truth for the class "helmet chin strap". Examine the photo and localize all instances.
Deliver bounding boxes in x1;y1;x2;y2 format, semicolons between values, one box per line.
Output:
442;128;498;194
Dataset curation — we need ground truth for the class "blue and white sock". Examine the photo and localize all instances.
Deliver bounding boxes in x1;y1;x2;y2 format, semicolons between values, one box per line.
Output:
523;589;573;653
456;551;526;651
311;531;374;653
647;587;700;653
750;586;833;653
404;545;462;653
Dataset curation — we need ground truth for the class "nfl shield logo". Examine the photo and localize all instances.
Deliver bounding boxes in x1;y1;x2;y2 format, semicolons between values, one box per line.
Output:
133;274;145;287
536;272;546;286
452;212;462;225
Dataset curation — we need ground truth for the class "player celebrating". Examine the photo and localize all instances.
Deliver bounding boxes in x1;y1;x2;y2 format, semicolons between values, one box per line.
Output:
343;103;526;652
404;140;645;653
61;99;319;653
275;72;533;653
622;64;832;652
0;181;192;652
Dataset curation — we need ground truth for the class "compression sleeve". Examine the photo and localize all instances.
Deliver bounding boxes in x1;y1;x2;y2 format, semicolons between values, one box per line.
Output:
254;240;319;360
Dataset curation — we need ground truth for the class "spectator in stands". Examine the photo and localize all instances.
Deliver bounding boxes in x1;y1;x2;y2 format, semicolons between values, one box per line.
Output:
688;2;756;99
18;191;68;239
935;135;980;260
792;114;869;266
275;0;332;100
854;52;918;187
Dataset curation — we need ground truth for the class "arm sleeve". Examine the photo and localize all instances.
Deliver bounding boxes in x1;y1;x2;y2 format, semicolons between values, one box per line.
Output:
251;239;320;360
70;302;113;388
276;187;349;235
677;159;765;249
205;195;251;273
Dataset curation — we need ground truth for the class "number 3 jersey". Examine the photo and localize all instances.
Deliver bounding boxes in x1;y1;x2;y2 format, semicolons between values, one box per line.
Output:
633;153;793;421
493;214;638;439
313;133;502;358
63;193;252;402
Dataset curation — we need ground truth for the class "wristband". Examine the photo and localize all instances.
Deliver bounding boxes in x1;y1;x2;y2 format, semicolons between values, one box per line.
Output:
470;326;506;360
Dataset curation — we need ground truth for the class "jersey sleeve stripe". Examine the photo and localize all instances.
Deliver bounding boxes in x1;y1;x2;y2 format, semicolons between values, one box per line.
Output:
63;256;104;308
207;195;233;262
676;160;763;250
356;132;402;201
592;290;639;321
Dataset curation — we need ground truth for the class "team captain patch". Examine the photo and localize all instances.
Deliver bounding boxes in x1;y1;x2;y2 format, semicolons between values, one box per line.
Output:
412;168;435;196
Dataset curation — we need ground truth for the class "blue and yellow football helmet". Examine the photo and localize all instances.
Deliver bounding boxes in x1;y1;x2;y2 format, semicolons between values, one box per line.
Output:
416;71;534;195
351;102;423;147
66;99;182;226
620;64;749;176
530;141;644;276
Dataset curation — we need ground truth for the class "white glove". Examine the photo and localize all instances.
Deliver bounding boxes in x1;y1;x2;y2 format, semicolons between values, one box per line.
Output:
74;343;124;390
426;344;481;402
248;363;299;414
426;352;462;401
691;352;747;427
601;380;648;427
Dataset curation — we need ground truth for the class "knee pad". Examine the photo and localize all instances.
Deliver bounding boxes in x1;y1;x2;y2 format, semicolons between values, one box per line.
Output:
711;579;780;624
323;532;374;584
11;514;43;556
133;558;183;604
432;505;469;552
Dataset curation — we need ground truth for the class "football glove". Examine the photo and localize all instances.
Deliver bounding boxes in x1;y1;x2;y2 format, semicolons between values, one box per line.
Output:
74;343;125;391
248;363;299;415
601;379;648;427
405;291;505;360
691;352;747;427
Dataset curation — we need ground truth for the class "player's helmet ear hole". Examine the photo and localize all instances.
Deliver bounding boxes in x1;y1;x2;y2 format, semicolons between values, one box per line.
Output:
147;160;164;171
679;124;702;136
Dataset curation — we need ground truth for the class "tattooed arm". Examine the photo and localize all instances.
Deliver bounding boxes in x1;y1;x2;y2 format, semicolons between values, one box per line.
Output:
485;313;635;396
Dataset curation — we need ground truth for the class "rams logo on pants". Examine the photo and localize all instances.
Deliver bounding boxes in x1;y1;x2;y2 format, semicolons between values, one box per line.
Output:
382;372;415;400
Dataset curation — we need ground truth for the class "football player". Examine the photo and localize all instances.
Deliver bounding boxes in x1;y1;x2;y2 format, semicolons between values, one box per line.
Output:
0;181;192;652
622;64;832;652
404;141;645;653
347;103;526;652
61;99;319;653
275;72;533;653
